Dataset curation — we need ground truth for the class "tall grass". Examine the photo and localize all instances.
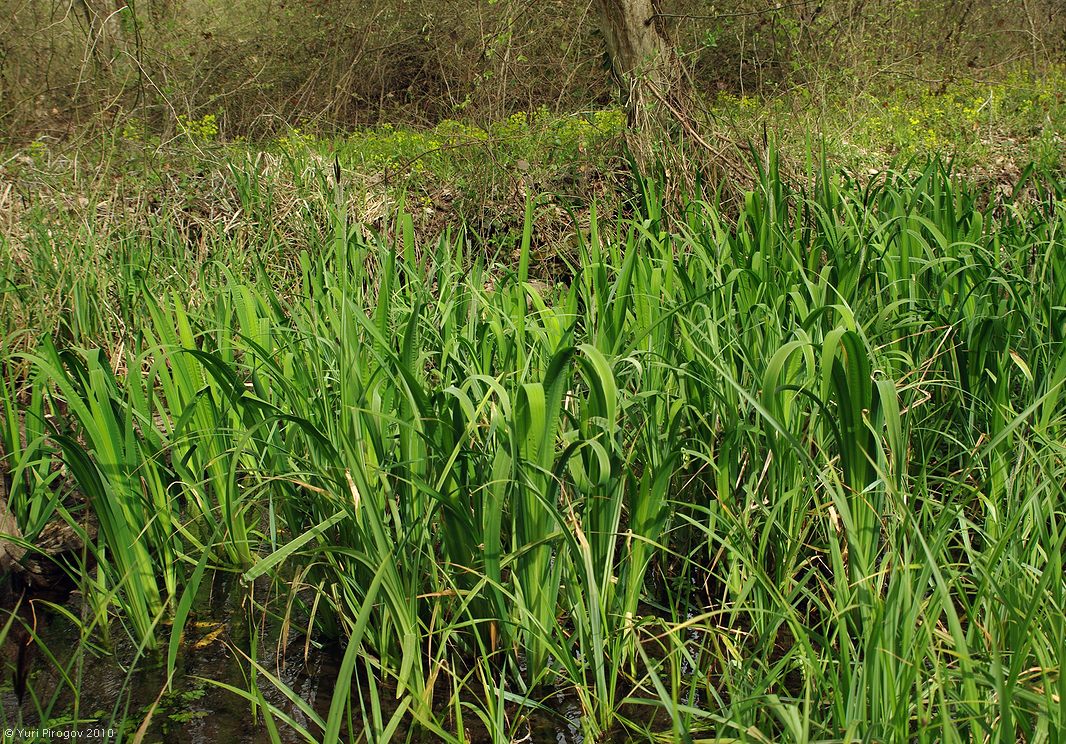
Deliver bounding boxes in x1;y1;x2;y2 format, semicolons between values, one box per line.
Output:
2;153;1064;741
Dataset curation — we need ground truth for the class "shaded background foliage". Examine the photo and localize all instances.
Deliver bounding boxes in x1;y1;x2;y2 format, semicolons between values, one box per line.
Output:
2;0;1064;141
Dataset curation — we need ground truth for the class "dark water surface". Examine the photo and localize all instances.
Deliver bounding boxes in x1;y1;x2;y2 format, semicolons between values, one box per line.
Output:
1;572;584;743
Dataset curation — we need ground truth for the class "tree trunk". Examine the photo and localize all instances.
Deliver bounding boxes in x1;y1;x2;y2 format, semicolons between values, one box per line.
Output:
76;0;124;73
591;0;682;131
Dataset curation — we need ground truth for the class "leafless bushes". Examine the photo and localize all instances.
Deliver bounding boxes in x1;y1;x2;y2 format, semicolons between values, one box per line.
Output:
0;0;1063;141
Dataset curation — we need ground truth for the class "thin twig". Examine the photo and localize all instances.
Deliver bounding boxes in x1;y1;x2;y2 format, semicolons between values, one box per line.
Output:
655;0;818;22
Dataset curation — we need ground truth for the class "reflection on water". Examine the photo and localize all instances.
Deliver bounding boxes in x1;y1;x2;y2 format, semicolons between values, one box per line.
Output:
1;572;585;743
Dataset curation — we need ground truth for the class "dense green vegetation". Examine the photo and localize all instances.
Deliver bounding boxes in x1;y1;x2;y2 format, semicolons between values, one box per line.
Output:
2;145;1064;740
3;0;1066;740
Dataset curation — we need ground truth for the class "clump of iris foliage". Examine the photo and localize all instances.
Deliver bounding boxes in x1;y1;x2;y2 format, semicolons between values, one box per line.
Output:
1;147;1064;742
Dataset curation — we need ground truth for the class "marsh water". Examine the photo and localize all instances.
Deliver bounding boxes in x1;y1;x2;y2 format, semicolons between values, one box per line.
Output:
1;572;584;743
